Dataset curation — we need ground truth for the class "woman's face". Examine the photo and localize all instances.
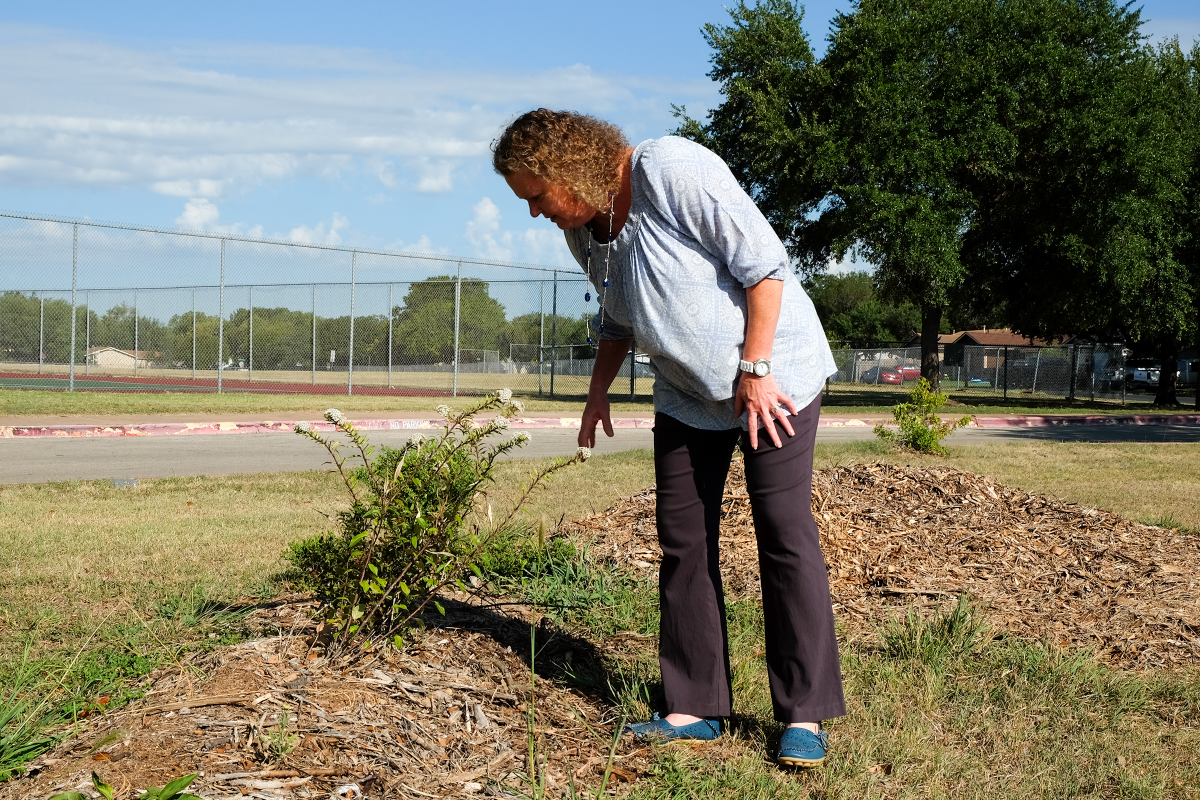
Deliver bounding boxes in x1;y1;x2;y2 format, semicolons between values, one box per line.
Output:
504;171;597;230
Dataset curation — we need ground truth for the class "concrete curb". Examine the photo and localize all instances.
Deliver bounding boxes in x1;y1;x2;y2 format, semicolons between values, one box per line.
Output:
2;412;1198;439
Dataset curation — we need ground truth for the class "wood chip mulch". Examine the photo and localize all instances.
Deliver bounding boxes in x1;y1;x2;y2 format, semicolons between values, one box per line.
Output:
10;600;648;800
569;460;1200;671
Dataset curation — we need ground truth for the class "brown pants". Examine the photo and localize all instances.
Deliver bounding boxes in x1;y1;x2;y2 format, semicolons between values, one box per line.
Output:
653;395;846;723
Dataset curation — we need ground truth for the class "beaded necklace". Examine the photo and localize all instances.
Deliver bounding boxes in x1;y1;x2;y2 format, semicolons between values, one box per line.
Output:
584;197;616;346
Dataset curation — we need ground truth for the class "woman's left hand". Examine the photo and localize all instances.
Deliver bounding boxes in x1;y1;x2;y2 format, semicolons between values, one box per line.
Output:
734;373;797;450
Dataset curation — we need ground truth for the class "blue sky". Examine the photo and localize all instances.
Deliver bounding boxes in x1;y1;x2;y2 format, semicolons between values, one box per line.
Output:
1;0;1197;280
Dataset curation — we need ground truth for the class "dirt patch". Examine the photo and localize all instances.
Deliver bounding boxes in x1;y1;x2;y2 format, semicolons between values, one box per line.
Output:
8;601;648;800
569;460;1200;670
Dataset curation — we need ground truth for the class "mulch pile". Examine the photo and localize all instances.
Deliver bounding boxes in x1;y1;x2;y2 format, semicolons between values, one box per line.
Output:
571;460;1200;671
10;600;648;800
10;461;1199;800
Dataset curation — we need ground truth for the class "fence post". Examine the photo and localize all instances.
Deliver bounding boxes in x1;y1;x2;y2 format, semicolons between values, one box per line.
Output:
1068;343;1077;400
387;283;393;389
538;281;545;396
85;290;90;377
1031;347;1041;394
38;294;43;374
1121;347;1127;405
629;339;635;400
248;285;254;383
550;272;558;399
69;223;78;392
134;289;139;378
311;284;317;386
348;251;357;396
191;288;196;381
1003;345;1008;400
452;261;462;398
218;239;225;393
1090;343;1096;401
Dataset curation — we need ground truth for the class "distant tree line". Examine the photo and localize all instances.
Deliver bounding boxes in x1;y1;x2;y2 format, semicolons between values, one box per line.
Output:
676;0;1200;405
0;278;591;370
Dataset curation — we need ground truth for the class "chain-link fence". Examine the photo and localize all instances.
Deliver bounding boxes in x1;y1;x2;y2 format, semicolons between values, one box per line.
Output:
0;211;657;398
828;343;1131;400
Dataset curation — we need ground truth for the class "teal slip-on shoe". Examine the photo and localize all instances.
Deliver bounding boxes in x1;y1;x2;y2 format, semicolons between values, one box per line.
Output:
776;727;829;767
623;713;722;742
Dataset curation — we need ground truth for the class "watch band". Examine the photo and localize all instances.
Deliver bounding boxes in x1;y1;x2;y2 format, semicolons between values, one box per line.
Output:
739;359;772;377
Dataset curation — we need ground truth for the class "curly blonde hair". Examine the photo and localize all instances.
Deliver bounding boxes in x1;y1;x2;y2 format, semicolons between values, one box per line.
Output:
492;109;629;210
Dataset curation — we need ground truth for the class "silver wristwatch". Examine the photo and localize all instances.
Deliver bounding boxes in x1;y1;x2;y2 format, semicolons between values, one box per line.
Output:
739;358;772;378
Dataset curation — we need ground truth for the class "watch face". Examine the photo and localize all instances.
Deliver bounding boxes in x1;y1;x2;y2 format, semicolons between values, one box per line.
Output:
754;360;770;377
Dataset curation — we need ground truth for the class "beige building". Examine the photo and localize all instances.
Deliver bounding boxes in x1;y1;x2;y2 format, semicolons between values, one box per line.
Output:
86;347;154;370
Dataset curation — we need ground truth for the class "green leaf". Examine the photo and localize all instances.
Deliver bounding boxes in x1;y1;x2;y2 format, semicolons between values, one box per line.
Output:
92;771;116;800
160;774;198;799
47;794;89;800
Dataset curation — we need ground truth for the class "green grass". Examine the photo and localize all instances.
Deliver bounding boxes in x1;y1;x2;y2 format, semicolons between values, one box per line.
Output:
5;384;1193;421
0;388;655;418
819;386;1194;416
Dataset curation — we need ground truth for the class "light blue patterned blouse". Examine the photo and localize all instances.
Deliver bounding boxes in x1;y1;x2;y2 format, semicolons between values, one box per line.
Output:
564;136;837;431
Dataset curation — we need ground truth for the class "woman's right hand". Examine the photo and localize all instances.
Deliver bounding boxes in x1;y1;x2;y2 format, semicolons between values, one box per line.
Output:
579;391;614;448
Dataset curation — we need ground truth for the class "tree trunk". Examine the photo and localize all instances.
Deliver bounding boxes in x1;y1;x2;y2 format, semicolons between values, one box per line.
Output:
1154;337;1180;407
920;302;943;391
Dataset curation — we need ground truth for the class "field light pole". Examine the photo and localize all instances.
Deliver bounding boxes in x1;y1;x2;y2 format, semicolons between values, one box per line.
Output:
218;239;225;394
191;288;197;381
452;262;462;397
248;285;254;383
387;283;393;389
69;223;78;392
538;281;545;396
348;252;356;396
550;272;557;399
311;284;317;386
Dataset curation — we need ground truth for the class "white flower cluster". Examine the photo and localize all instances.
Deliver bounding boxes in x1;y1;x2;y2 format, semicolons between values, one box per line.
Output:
436;404;452;417
576;446;592;461
512;432;530;444
294;422;312;433
509;399;526;413
497;388;513;403
324;408;345;424
493;417;510;430
411;434;424;445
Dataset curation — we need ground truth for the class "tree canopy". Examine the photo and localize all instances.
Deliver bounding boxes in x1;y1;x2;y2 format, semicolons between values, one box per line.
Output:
678;0;1200;398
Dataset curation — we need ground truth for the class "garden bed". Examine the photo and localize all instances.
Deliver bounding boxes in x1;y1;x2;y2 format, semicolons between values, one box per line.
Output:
571;460;1200;670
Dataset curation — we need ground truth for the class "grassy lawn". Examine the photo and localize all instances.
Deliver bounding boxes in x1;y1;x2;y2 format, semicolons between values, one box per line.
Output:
0;388;655;418
3;385;1193;420
1;440;1197;794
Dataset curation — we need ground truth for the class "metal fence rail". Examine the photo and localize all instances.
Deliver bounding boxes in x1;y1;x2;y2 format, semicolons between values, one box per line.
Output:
0;210;651;399
828;343;1133;400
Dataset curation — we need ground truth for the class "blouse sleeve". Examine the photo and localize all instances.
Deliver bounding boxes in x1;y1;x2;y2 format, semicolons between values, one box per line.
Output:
635;137;790;288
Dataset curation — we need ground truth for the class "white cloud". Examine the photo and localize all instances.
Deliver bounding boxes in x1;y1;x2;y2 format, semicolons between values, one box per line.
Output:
826;248;875;275
176;198;220;228
0;25;717;201
462;197;577;266
288;212;349;245
464;197;514;261
174;198;263;237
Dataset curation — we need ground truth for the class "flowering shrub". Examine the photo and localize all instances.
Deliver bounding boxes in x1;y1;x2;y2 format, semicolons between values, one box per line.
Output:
286;390;587;655
874;378;973;455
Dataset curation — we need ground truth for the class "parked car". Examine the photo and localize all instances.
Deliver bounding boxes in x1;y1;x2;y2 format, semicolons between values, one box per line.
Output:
859;365;902;384
858;365;921;385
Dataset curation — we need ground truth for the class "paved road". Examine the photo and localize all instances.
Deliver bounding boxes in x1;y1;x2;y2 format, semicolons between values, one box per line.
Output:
1;422;1197;484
